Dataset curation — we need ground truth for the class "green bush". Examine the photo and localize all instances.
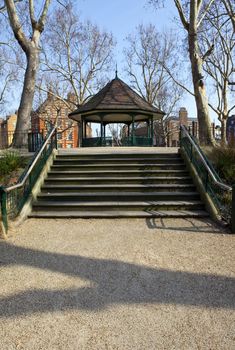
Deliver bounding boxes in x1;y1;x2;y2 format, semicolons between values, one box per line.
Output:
205;142;235;186
0;151;27;178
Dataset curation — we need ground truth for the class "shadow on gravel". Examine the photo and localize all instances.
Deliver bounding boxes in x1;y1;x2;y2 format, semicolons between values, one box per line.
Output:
145;217;227;234
0;241;234;318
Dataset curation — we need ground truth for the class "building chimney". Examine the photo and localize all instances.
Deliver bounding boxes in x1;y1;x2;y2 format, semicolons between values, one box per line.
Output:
47;85;54;100
179;107;188;126
67;92;76;103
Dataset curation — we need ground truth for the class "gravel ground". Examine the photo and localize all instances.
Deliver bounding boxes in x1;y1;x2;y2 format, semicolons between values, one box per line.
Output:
0;217;234;350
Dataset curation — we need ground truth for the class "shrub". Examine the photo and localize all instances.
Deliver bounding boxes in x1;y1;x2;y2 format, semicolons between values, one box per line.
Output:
205;142;235;186
0;151;27;178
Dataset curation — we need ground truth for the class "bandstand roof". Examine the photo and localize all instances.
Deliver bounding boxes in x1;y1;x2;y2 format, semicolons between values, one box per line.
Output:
69;76;165;123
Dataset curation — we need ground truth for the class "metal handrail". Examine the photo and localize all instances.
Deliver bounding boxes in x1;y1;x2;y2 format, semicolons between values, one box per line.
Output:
5;126;56;192
181;125;232;192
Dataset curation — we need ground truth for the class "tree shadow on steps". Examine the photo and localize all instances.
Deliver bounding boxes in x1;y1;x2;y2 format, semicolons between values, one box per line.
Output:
0;241;234;318
145;217;228;234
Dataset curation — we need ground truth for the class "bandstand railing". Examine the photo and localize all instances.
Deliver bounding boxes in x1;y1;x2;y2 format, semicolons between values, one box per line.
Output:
82;136;152;147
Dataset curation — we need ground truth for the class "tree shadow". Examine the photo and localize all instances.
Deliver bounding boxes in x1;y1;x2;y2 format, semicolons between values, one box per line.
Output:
0;241;234;318
145;217;227;234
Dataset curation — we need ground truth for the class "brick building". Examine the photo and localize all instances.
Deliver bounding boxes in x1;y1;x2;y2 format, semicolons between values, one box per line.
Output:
0;113;17;148
131;107;197;146
165;107;198;147
31;93;92;149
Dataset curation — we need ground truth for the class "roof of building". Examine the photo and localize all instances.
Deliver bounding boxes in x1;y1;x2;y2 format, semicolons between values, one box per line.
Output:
69;77;164;122
32;92;76;116
167;116;197;122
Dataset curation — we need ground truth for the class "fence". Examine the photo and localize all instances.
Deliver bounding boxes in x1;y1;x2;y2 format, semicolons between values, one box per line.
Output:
0;127;57;234
0;130;48;151
180;125;234;230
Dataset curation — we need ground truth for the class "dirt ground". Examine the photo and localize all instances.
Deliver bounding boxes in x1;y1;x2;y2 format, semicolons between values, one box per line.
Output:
0;217;234;350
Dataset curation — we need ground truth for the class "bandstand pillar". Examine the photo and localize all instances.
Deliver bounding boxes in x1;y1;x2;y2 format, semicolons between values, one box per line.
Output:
131;115;135;146
151;116;154;146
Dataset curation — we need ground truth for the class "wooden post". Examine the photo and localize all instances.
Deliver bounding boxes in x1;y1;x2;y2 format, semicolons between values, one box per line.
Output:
84;121;87;139
127;124;130;137
151;116;154;146
100;114;104;146
147;120;150;138
81;117;83;147
78;121;82;147
131;115;135;146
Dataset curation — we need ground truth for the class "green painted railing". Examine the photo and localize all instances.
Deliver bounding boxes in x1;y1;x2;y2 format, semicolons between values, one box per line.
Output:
82;137;113;147
0;126;57;235
180;125;234;231
82;136;152;147
122;136;152;147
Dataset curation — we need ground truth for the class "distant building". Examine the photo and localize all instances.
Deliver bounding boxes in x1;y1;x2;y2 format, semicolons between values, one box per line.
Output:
165;107;198;147
227;115;235;143
0;113;17;148
131;107;197;147
31;92;92;149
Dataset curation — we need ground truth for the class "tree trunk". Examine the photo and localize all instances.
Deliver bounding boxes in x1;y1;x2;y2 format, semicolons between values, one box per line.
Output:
13;47;39;148
188;1;214;146
221;81;228;145
221;117;227;145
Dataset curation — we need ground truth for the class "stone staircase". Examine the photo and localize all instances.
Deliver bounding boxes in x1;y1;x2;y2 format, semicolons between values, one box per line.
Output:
29;151;209;218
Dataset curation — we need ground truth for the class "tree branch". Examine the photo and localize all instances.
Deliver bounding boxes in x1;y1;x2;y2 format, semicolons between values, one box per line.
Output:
174;0;189;30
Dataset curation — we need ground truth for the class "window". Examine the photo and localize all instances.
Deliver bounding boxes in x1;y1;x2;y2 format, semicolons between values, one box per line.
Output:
67;132;73;141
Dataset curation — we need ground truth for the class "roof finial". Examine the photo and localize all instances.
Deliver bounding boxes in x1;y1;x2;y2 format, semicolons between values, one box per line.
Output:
115;63;118;79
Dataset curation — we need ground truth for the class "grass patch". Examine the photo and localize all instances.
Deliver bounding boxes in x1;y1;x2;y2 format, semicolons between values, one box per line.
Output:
0;151;28;186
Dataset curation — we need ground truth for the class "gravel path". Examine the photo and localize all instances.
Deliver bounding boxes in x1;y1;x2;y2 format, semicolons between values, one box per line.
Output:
0;218;234;350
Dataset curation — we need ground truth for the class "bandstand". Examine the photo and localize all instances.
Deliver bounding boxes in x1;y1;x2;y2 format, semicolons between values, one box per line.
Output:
69;75;165;147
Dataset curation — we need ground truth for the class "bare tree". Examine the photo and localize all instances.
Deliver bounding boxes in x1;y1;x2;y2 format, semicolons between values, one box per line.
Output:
2;0;51;147
40;2;115;106
0;13;22;112
124;24;183;145
150;0;217;145
222;0;235;33
0;54;15;111
200;2;235;144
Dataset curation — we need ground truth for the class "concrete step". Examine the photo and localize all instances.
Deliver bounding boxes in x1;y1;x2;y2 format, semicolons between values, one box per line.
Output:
51;163;186;171
29;209;209;218
54;157;184;164
29;150;208;219
56;153;181;159
41;184;196;193
32;200;205;212
48;169;189;178
44;176;194;185
36;192;201;201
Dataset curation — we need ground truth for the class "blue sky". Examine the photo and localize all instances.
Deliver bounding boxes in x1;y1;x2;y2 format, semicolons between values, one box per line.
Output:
76;0;199;120
5;0;219;123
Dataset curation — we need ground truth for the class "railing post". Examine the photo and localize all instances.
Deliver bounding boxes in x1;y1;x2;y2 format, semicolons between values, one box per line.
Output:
0;187;8;236
205;170;209;192
232;185;235;234
54;129;58;149
190;142;193;161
